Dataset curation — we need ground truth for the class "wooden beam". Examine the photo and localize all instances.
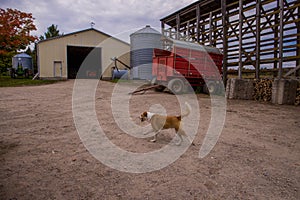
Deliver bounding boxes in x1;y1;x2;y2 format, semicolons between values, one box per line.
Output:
209;12;213;46
159;0;299;77
297;1;300;68
187;21;190;40
196;4;201;43
278;0;284;79
238;0;243;79
221;0;228;86
274;0;279;69
256;0;261;79
283;64;300;78
161;21;165;35
176;14;180;40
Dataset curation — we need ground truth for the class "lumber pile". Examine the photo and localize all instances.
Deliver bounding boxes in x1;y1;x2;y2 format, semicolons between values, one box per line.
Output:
295;86;300;106
253;79;272;102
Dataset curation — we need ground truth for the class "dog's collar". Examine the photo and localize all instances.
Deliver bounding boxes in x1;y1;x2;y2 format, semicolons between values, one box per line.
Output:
147;112;154;120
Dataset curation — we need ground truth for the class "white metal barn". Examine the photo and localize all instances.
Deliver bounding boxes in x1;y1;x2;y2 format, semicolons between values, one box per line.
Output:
37;28;130;79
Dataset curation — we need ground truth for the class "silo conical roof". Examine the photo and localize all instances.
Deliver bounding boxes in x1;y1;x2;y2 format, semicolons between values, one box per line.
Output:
130;25;161;36
13;53;32;58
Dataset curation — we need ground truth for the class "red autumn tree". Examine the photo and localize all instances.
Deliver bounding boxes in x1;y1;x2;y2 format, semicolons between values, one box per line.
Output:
0;8;37;56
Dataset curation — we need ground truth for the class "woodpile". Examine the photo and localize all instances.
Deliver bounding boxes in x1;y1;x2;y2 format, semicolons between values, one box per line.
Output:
295;85;300;106
253;79;273;102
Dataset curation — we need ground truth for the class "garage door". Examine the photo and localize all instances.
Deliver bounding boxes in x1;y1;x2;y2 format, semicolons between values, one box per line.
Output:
67;46;102;79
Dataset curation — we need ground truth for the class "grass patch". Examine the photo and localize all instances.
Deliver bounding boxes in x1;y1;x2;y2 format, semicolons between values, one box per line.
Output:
0;76;59;87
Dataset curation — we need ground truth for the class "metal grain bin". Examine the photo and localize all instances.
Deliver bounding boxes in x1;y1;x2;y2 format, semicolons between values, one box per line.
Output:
12;53;33;70
130;25;162;80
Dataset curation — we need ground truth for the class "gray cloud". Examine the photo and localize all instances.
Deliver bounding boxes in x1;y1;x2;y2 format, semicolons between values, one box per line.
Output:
2;0;197;42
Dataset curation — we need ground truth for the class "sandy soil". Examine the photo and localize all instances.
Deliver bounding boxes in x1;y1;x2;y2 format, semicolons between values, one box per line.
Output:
0;80;299;200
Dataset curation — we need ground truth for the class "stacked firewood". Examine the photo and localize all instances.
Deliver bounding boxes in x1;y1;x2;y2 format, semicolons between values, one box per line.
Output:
253;79;273;102
295;86;300;106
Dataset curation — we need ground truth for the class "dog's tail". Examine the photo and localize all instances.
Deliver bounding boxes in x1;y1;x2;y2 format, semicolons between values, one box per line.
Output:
181;102;192;118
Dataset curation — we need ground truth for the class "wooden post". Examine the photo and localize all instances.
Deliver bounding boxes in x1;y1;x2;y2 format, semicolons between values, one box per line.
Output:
221;0;228;87
214;19;217;46
187;21;190;40
238;0;243;79
274;0;279;70
196;4;201;43
209;12;213;46
297;1;300;69
255;0;261;79
278;0;284;79
176;14;180;40
161;21;165;37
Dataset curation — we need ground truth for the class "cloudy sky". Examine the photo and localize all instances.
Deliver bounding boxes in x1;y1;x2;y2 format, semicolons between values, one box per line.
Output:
2;0;198;42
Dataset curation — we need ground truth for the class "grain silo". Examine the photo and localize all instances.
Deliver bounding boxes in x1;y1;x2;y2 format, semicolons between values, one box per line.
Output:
130;25;162;80
12;53;33;71
11;53;33;78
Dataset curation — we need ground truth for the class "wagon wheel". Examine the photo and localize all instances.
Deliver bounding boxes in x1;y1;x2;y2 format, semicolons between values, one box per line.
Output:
24;69;29;78
203;81;220;95
168;78;185;94
11;68;16;78
155;85;166;92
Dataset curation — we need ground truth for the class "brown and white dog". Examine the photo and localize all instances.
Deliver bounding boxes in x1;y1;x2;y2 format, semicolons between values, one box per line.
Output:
140;102;194;145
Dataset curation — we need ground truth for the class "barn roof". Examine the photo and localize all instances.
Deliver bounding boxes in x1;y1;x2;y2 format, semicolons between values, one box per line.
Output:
37;28;129;45
160;0;253;26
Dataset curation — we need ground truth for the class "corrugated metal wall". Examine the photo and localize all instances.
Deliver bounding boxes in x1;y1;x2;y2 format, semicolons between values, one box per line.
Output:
130;25;162;80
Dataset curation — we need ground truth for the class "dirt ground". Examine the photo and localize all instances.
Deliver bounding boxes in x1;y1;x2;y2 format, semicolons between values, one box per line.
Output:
0;80;299;200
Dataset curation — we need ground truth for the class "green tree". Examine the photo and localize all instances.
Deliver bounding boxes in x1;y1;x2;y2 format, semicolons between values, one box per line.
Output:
25;46;37;74
39;24;61;40
0;8;37;74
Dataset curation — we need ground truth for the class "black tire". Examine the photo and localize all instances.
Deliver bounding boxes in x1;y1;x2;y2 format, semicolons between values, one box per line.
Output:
168;78;185;94
155;85;166;92
11;69;15;78
24;69;29;78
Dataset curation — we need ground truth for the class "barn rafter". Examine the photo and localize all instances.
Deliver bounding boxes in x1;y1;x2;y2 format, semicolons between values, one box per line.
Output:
160;0;300;84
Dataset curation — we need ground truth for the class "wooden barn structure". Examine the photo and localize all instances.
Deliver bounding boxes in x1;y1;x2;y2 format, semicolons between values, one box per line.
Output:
160;0;300;85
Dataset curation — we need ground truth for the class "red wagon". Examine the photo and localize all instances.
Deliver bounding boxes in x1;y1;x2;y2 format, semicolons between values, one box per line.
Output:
152;39;223;94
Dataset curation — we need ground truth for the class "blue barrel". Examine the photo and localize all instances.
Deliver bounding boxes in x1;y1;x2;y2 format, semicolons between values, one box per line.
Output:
112;69;129;79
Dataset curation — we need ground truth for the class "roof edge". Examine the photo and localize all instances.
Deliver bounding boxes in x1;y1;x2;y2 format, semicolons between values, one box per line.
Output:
160;0;202;21
37;28;129;46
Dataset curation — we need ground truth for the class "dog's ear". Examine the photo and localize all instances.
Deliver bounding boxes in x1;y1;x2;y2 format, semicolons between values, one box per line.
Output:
142;111;147;117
